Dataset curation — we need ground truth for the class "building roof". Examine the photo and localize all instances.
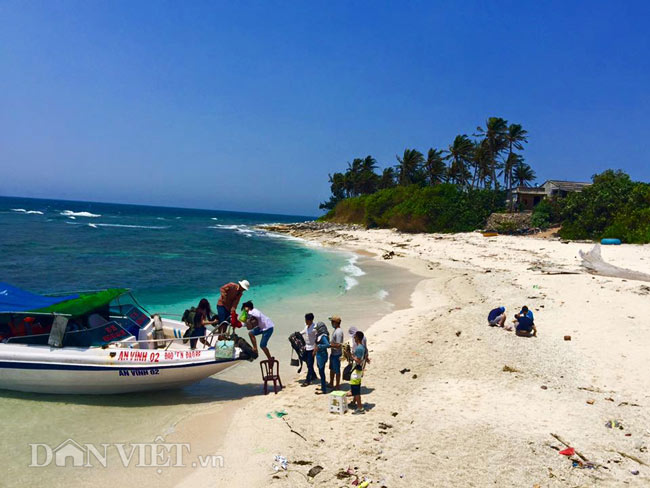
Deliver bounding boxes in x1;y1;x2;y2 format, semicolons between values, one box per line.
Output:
544;180;591;191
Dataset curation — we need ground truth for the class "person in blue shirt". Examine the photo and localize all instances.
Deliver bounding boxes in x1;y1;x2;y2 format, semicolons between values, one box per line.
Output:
314;322;330;394
487;306;506;327
514;305;537;337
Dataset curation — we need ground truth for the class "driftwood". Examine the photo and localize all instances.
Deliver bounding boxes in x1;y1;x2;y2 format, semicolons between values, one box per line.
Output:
608;450;648;466
580;244;650;282
550;433;590;462
282;418;307;441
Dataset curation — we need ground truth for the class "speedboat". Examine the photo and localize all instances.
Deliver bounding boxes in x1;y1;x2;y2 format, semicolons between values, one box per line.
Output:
0;283;252;394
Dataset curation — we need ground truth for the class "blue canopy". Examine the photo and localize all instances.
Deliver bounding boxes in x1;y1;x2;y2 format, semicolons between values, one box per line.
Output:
0;283;79;313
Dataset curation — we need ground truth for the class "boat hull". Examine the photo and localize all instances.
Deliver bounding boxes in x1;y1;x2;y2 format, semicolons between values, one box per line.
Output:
0;344;241;394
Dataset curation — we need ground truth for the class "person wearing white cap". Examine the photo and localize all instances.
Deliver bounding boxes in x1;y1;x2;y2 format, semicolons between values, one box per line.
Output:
216;279;249;331
348;326;369;363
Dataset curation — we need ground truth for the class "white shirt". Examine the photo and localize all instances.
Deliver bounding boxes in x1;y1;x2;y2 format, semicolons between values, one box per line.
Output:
301;323;316;351
248;308;274;331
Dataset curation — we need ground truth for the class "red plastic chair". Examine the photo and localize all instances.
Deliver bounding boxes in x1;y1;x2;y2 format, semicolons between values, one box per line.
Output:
260;359;282;395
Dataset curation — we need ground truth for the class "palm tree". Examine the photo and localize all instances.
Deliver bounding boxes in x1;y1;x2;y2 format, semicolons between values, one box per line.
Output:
444;135;474;187
378;167;397;189
424;148;447;185
475;117;508;189
396;149;425;185
513;162;536;187
503;124;528;189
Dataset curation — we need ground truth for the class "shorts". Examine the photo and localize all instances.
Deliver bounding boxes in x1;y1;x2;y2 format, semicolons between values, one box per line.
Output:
250;327;273;348
488;314;505;325
350;383;361;396
329;354;341;373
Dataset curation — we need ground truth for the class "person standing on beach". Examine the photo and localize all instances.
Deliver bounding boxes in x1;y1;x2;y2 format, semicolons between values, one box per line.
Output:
315;322;330;394
350;330;367;414
216;280;249;332
328;316;344;389
348;326;370;364
241;301;274;361
301;313;317;386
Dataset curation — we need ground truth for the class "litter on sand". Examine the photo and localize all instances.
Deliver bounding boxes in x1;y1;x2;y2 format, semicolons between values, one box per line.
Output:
272;455;288;471
605;420;624;429
266;410;288;419
559;447;575;456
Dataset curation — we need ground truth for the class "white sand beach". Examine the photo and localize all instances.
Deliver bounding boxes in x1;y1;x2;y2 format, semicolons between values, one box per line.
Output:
177;227;650;487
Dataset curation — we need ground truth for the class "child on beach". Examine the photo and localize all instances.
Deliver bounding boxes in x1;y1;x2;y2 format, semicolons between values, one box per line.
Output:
350;330;367;414
315;322;330;394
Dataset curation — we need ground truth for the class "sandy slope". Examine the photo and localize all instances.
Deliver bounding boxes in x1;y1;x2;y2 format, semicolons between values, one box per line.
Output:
177;228;650;487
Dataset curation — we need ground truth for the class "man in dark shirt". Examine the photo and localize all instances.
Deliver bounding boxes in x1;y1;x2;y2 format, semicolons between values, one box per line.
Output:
487;306;506;327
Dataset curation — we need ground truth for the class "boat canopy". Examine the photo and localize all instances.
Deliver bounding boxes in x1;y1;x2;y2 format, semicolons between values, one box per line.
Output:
0;282;128;316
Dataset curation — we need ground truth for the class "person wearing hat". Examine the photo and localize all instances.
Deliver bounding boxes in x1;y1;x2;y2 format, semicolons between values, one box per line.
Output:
347;326;369;363
216;280;249;332
327;315;344;389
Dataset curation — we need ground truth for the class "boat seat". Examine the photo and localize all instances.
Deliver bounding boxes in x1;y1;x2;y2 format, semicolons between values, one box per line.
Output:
88;314;109;328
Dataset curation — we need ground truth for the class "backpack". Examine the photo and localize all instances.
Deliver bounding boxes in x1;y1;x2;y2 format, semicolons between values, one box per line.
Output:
181;307;197;344
288;331;306;373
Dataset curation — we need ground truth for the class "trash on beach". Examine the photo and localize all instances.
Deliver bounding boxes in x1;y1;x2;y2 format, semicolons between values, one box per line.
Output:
559;447;575;456
586;399;595;405
606;420;624;430
266;409;288;419
564;335;572;341
541;385;548;390
273;455;288;471
502;365;521;373
307;465;323;478
631;470;640;475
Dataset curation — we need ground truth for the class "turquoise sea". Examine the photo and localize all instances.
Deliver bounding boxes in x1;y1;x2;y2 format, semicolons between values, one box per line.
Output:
0;196;417;486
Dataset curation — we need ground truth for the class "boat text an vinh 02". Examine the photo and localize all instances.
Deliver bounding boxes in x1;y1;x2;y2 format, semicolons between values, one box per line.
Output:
0;283;253;394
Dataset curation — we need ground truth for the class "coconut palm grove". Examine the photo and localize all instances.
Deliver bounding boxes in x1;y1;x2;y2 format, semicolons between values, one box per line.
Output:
320;117;650;243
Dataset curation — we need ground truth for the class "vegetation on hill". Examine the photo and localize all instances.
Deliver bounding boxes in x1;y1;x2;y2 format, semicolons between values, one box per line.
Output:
319;116;531;232
531;170;650;243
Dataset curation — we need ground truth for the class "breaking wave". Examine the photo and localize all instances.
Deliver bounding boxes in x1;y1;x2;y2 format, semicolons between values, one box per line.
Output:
342;255;365;291
60;210;101;218
11;208;44;215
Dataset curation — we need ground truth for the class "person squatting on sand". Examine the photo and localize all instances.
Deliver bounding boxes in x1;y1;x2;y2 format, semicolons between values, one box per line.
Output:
217;279;249;333
328;315;344;389
487;306;507;327
315;321;330;394
350;330;367;414
241;301;274;361
301;313;317;386
514;305;537;337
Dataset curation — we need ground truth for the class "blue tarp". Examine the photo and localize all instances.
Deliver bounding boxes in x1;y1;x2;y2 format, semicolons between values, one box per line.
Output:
0;282;79;313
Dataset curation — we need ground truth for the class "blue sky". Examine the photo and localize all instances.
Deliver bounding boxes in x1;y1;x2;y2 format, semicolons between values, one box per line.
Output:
1;1;648;216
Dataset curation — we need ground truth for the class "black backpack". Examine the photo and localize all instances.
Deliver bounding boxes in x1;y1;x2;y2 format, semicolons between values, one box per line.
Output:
288;331;306;372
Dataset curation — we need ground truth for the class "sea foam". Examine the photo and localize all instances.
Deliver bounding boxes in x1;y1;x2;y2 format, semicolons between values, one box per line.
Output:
11;208;44;215
60;210;101;218
342;255;365;291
